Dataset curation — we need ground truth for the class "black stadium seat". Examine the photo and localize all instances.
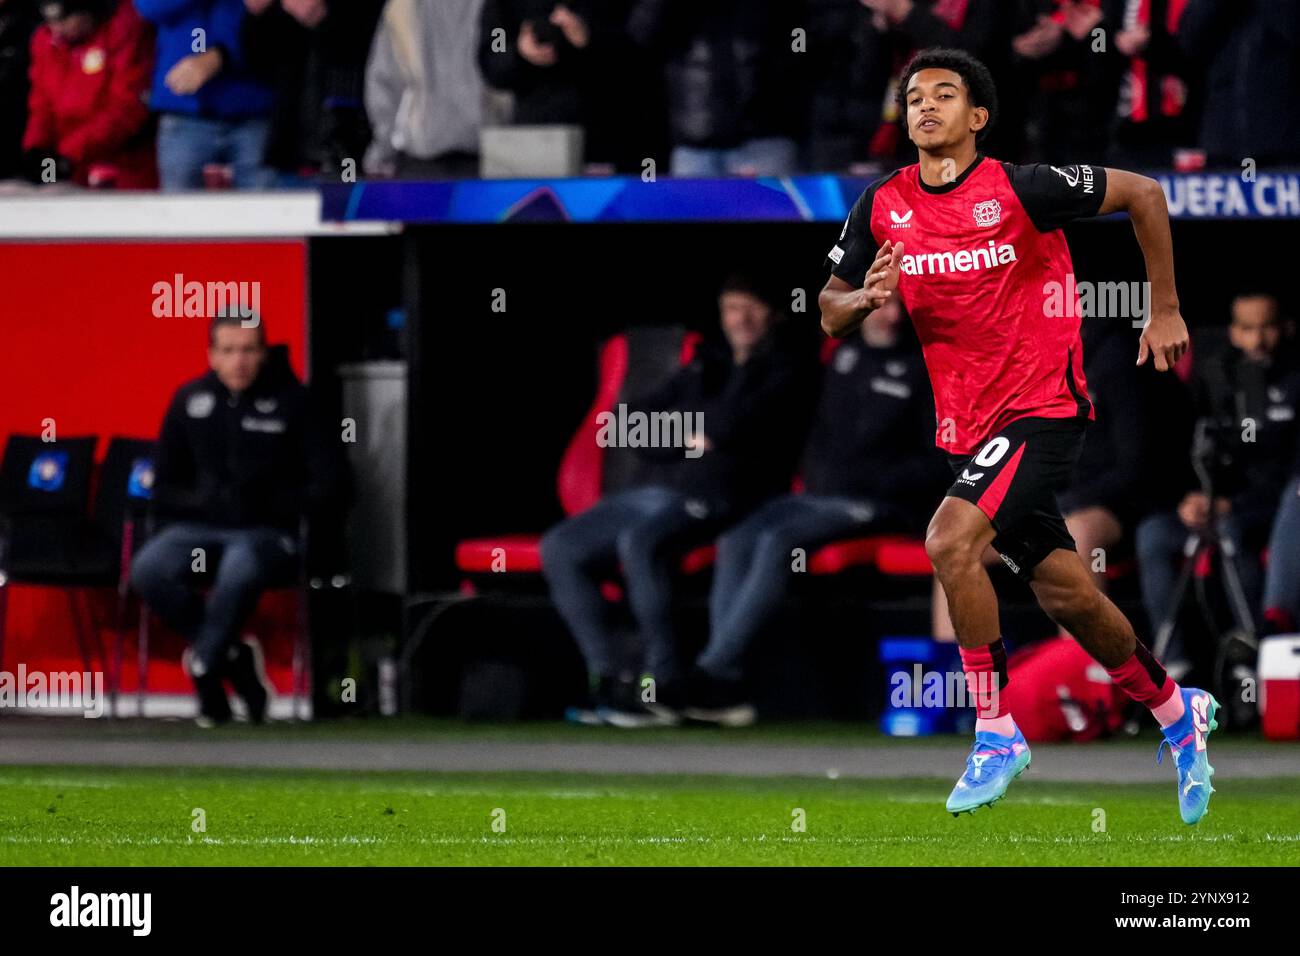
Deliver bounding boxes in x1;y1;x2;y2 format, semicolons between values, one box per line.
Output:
0;434;105;682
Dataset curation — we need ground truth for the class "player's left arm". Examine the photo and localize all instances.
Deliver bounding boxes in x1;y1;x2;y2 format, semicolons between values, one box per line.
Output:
1097;169;1189;372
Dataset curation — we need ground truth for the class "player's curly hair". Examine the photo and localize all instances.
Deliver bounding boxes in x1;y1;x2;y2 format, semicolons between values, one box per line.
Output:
896;48;998;143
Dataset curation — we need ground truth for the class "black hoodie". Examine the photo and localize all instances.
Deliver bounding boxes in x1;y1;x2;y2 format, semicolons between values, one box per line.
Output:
152;352;346;532
622;333;813;515
801;335;946;527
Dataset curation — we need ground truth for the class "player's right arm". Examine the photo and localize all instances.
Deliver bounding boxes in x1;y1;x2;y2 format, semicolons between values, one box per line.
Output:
819;241;904;338
819;176;902;338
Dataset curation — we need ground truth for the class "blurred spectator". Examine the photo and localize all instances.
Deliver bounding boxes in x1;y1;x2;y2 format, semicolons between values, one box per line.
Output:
683;297;945;725
627;0;808;177
477;1;629;167
1135;293;1298;673
804;0;886;171
21;0;155;188
0;0;39;179
1178;0;1300;168
240;0;383;183
1107;0;1196;167
131;314;347;726
1058;320;1148;590
1010;0;1125;164
540;277;811;727
364;0;485;179
135;0;274;190
859;0;1006;167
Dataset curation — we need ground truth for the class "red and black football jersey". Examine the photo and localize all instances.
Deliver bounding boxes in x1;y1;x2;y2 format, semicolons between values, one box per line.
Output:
827;155;1108;454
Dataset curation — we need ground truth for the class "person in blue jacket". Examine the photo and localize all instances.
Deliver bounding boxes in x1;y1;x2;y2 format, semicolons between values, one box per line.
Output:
135;0;274;189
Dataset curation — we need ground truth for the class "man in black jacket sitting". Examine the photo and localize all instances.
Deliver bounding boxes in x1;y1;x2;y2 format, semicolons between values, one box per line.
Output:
540;276;811;727
684;296;947;724
131;313;344;726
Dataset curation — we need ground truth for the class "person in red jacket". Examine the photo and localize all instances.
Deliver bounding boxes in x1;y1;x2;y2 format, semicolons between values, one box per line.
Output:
22;0;155;188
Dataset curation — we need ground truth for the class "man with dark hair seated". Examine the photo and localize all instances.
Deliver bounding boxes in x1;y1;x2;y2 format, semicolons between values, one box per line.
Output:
131;313;345;726
541;276;811;727
683;296;947;724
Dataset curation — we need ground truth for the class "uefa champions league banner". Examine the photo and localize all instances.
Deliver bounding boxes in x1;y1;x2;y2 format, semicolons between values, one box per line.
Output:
321;171;1300;225
1155;172;1300;219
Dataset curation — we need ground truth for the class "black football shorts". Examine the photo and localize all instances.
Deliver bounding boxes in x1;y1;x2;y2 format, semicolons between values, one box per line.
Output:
944;416;1089;582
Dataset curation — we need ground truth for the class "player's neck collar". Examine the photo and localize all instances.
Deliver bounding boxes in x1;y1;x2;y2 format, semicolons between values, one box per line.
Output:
917;153;985;194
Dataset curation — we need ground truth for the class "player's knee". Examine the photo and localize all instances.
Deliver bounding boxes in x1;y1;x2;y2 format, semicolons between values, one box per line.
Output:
924;522;982;576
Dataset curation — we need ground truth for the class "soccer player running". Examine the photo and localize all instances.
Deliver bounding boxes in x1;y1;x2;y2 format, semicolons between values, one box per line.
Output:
819;49;1217;824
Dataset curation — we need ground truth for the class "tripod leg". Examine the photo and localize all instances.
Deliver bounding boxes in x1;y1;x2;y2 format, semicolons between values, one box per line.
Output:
1214;529;1259;642
1208;526;1263;728
1152;534;1204;662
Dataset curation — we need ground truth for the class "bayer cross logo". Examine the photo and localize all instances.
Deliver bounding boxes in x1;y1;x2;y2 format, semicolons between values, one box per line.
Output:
972;199;1001;227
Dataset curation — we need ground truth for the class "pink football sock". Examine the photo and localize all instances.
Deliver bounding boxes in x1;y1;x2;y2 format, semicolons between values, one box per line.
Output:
975;714;1018;737
1149;691;1186;729
959;641;1013;735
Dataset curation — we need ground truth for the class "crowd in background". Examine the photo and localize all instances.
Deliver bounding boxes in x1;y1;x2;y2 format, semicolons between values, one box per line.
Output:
1;0;1298;190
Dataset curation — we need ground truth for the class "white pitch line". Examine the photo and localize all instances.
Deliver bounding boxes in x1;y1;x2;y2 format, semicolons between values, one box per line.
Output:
0;777;658;800
0;777;126;789
3;832;1295;848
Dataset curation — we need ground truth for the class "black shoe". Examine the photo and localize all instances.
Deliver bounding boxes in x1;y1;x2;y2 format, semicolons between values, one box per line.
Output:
184;650;231;728
564;675;620;726
595;675;680;728
683;667;756;727
224;638;272;724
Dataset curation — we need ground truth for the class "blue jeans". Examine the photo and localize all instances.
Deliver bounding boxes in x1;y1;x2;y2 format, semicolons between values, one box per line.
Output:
1264;476;1300;624
669;137;798;177
698;494;890;681
130;522;296;673
1135;511;1262;663
540;486;719;681
156;113;274;191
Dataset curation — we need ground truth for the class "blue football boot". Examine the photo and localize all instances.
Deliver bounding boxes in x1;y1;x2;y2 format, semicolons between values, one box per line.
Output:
1156;687;1220;825
946;724;1032;815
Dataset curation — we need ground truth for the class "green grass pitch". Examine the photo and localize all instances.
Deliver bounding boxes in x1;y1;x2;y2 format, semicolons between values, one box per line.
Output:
3;765;1298;866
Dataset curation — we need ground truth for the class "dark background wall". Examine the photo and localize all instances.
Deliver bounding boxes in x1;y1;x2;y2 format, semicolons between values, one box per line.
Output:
311;218;1300;593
